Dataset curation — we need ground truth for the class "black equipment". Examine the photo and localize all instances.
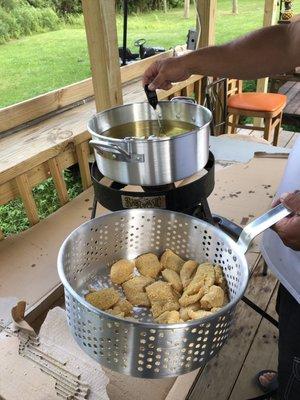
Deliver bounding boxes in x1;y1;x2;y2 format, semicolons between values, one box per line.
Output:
134;39;165;59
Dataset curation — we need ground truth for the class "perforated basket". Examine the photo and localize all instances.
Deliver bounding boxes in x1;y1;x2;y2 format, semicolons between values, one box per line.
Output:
58;209;249;378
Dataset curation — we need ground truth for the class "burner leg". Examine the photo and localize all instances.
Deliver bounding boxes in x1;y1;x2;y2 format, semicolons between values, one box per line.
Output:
198;198;214;224
91;196;98;219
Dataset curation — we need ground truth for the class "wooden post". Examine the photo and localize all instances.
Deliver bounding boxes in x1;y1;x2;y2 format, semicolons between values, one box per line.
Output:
195;0;216;48
184;0;190;18
82;0;123;112
254;0;277;126
75;142;92;190
163;0;168;13
232;0;238;15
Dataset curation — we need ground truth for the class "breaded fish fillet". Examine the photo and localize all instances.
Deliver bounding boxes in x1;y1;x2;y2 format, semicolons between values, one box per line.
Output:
155;310;183;324
162;268;183;293
85;288;119;310
200;285;224;309
122;276;154;307
146;281;180;318
160;249;185;273
136;253;162;278
180;260;198;288
110;259;135;284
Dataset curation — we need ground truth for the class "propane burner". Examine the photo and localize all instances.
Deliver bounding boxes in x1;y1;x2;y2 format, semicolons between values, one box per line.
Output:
90;152;215;223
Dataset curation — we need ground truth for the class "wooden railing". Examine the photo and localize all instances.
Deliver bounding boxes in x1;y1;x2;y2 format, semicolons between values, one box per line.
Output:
0;47;205;240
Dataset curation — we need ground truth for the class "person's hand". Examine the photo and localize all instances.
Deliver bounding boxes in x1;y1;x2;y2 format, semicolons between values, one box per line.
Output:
142;57;191;91
272;191;300;251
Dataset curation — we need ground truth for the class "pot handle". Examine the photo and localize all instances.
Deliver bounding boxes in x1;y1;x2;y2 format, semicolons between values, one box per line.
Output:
237;203;292;254
90;140;144;163
171;96;197;104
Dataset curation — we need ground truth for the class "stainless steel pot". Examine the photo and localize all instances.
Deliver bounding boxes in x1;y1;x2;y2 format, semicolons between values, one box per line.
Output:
87;100;212;186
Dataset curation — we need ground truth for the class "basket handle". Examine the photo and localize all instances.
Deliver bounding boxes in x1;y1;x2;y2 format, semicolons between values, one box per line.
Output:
236;203;292;254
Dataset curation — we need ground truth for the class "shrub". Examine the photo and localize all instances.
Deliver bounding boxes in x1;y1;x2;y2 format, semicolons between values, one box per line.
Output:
0;7;20;43
12;6;41;36
0;4;60;42
38;7;60;30
51;0;82;15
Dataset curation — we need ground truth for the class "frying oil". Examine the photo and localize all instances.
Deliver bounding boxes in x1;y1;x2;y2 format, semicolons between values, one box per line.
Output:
102;120;197;139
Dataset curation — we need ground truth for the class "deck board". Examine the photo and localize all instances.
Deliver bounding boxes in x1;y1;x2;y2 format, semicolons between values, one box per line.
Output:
228;283;279;400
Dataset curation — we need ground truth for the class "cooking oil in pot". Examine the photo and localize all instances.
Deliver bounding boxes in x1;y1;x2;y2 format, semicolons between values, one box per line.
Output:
102;120;197;140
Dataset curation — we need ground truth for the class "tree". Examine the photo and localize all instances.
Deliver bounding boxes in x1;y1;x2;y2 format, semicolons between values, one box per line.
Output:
232;0;238;15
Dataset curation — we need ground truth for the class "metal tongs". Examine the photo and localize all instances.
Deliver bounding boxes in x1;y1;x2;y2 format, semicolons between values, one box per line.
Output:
144;84;165;134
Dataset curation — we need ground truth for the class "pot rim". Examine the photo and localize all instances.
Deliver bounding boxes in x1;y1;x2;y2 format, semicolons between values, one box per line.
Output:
87;101;212;144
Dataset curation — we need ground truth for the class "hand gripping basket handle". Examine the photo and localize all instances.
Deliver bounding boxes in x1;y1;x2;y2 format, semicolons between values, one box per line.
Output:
236;203;292;254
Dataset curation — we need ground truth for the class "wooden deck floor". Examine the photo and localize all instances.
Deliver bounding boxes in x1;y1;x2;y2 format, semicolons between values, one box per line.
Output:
279;81;300;127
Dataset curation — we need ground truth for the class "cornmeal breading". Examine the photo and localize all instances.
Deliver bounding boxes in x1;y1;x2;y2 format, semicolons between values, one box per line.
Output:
180;260;198;288
188;309;212;320
160;249;185;273
136;253;162;278
193;262;215;288
146;281;180;318
122;276;154;307
179;287;206;307
155;310;183;324
106;309;125;317
85;288;120;310
214;265;227;291
223;293;230;306
110;259;135;284
112;299;133;316
185;279;205;296
162;269;183;293
179;303;201;321
200;285;224;310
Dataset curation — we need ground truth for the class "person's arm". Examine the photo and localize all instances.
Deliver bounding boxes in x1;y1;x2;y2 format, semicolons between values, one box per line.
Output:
272;191;300;252
144;19;300;90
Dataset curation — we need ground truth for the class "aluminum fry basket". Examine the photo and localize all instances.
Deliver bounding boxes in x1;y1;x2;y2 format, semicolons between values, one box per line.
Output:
58;206;289;379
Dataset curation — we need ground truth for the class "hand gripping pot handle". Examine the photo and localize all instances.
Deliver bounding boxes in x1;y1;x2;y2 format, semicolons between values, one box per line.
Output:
236;203;292;254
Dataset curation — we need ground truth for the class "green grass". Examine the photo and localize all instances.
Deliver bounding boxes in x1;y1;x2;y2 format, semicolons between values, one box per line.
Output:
2;0;295;107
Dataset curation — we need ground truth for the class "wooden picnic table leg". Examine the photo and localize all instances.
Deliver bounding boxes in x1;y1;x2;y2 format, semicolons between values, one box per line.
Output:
15;174;39;226
48;157;69;206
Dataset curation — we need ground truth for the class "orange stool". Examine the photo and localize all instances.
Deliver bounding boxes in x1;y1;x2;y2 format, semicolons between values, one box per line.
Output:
227;92;287;146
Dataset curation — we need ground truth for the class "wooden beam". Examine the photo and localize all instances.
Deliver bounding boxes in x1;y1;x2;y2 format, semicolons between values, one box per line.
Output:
82;0;123;112
0;48;183;134
48;158;69;206
15;174;39;226
75;142;92;190
255;0;278;126
184;0;190;18
196;0;216;48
